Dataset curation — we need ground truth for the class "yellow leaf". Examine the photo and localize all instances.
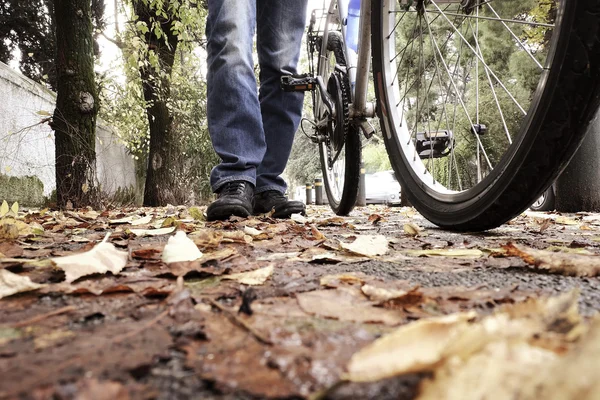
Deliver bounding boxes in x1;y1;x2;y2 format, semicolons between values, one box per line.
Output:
403;223;421;237
10;202;18;216
81;183;89;193
0;200;8;217
188;206;204;221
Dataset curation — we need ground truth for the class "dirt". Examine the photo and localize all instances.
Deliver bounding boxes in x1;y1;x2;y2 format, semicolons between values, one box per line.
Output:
1;205;599;399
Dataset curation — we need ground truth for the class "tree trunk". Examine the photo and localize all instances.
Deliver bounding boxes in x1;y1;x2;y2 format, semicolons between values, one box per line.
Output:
134;1;179;206
555;111;600;212
52;0;99;208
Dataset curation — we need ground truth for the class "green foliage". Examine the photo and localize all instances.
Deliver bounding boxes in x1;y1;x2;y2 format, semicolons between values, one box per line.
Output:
363;142;391;174
100;0;216;203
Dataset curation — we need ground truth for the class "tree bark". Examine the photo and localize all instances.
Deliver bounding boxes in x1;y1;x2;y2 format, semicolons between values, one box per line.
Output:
134;1;179;206
52;0;99;208
555;111;600;212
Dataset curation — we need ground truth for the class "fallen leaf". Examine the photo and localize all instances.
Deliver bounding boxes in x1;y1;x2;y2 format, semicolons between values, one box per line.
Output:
34;329;75;350
0;200;9;217
291;213;308;224
368;214;384;224
345;291;581;383
344;312;477;382
317;216;346;226
555;216;579;225
297;287;405;326
340;235;389;257
129;226;176;237
361;284;413;303
0;242;24;258
162;231;203;263
190;229;223;249
503;243;600;277
188;206;205;221
403;223;421;237
223;264;274;285
319;272;370;287
221;230;252;244
0;219;19;240
109;216;135;224
244;226;270;240
52;233;129;283
131;215;153;226
0;269;44;299
309;225;326;240
418;341;558;400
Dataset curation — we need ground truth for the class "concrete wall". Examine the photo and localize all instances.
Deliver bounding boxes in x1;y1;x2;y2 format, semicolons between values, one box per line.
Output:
0;62;136;203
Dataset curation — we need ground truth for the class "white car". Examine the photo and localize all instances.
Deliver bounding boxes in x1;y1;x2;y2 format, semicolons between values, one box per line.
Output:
365;170;402;205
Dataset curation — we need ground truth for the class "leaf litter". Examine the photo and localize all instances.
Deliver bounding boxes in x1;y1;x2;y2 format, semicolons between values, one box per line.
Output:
0;204;599;398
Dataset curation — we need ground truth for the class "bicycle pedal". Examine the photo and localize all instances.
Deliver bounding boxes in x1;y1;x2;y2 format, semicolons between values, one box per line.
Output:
281;74;318;92
416;130;454;159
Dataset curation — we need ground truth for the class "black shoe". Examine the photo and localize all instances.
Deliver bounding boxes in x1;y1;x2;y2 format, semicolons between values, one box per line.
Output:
207;181;254;221
253;190;306;218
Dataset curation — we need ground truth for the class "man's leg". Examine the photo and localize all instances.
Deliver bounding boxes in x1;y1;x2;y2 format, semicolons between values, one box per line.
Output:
255;0;308;194
206;0;265;192
253;0;308;217
205;0;265;220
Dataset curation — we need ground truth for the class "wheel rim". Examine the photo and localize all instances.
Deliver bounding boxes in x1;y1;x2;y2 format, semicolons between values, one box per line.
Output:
532;192;546;209
380;0;562;201
316;1;349;206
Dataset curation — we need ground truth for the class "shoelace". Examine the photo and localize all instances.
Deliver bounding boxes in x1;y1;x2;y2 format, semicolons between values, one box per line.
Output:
221;182;247;196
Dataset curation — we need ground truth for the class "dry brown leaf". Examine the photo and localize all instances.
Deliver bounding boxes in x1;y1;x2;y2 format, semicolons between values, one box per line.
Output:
317;216;346;226
222;264;274;285
368;214;384;224
339;235;388;257
309;225;326;240
51;234;129;283
297;287;405;326
319;272;370;287
190;229;223;249
0;242;24;258
0;269;44;299
503;242;600;277
221;230;252;244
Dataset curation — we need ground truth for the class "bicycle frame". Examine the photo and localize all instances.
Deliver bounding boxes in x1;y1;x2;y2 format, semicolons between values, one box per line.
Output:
330;0;466;121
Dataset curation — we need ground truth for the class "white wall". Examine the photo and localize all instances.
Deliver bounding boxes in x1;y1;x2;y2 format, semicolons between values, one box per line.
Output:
0;62;136;197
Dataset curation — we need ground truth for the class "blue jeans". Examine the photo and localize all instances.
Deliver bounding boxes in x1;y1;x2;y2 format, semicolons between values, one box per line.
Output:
206;0;308;194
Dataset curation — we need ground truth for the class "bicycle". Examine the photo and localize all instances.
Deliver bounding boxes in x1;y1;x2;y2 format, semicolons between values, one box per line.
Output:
283;0;600;231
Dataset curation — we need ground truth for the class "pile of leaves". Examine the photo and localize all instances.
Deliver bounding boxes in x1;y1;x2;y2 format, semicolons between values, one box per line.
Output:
1;201;600;398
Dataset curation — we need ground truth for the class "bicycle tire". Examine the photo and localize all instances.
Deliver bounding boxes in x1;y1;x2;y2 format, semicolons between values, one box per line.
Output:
372;0;600;231
316;29;360;215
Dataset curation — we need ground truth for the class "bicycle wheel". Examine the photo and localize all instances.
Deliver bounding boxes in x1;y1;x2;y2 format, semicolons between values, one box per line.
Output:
372;0;600;231
315;12;361;215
